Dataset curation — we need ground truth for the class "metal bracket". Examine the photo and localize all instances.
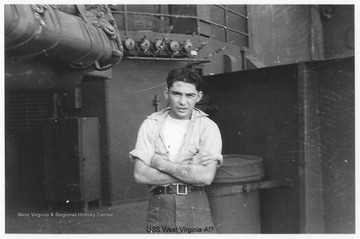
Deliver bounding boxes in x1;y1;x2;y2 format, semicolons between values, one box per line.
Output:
243;178;293;193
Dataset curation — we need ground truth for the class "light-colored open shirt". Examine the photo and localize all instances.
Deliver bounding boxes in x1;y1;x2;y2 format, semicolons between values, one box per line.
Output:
129;107;223;169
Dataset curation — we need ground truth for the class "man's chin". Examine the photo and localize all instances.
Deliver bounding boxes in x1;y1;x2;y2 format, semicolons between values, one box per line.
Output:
173;112;191;120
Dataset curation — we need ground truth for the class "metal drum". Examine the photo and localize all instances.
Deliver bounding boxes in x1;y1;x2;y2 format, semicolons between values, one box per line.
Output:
206;154;265;233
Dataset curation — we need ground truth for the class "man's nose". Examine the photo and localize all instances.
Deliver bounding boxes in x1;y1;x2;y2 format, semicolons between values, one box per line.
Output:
179;95;186;104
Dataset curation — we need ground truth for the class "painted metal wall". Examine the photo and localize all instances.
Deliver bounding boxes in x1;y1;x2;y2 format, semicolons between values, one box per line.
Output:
248;5;320;67
315;58;355;232
202;57;354;233
321;5;354;59
203;64;301;233
247;5;354;68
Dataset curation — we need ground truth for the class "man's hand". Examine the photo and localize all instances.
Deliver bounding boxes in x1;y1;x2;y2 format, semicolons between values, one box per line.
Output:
149;152;219;185
133;158;179;185
150;153;164;169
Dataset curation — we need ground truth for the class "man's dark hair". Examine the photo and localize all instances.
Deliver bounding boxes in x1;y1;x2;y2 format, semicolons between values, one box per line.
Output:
166;67;204;91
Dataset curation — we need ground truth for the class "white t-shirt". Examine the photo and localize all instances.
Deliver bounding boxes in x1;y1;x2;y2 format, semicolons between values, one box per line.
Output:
163;115;190;162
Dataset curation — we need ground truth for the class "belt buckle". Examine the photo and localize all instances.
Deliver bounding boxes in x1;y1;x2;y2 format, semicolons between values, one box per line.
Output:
176;184;188;195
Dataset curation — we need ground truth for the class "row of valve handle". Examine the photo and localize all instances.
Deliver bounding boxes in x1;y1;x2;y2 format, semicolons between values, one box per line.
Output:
122;37;196;58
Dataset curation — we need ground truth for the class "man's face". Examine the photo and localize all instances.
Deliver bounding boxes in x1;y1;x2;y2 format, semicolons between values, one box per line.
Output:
165;81;203;120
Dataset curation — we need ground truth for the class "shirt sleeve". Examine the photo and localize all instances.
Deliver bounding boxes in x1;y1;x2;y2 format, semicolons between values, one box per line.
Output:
129;119;155;167
200;118;223;166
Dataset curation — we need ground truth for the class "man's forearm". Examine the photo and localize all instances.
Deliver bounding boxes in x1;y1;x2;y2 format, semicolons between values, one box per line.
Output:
151;158;217;185
134;159;180;185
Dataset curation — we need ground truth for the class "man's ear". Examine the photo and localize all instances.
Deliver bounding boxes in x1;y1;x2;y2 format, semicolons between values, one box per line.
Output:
196;91;203;103
164;88;169;100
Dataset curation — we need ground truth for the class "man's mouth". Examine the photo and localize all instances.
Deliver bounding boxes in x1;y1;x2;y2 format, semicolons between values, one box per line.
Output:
177;108;187;112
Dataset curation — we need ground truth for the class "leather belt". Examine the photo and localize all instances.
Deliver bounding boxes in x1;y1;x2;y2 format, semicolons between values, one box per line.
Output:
152;184;203;195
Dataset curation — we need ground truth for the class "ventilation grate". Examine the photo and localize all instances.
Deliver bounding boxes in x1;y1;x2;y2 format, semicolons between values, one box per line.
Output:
5;92;54;135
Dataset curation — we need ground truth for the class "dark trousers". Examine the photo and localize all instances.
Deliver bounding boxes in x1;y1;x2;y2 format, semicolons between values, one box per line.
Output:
146;190;216;233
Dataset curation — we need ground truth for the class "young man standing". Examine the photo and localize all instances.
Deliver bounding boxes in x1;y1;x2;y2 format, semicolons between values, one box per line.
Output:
129;67;223;233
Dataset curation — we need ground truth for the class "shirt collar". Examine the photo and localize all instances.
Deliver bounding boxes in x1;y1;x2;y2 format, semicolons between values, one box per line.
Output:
147;107;208;121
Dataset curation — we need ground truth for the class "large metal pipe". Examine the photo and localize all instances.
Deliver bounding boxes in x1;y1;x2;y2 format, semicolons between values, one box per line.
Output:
5;4;123;70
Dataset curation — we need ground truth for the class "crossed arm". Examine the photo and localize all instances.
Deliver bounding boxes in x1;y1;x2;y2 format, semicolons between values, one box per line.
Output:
133;153;219;186
132;116;222;186
133;158;179;185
